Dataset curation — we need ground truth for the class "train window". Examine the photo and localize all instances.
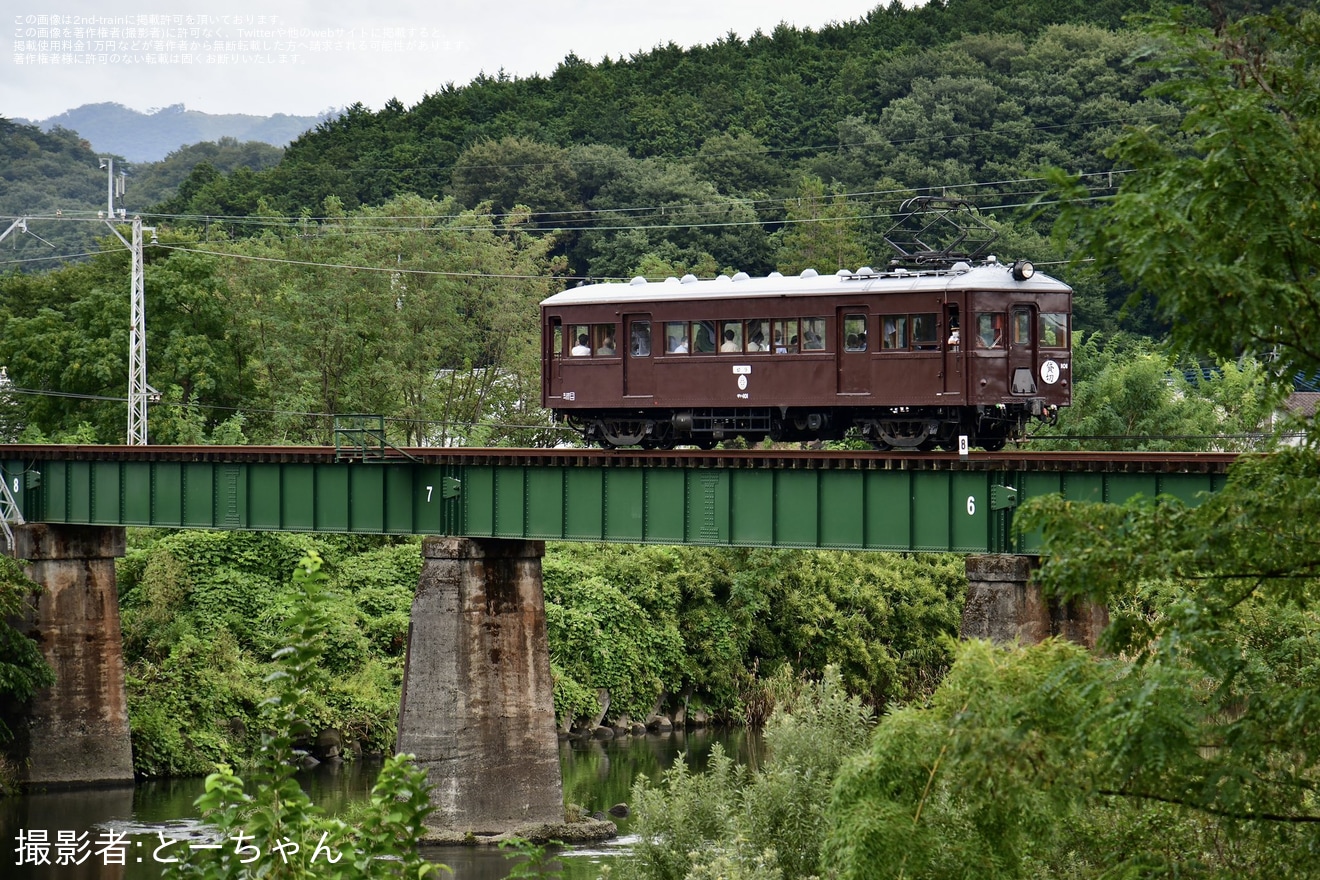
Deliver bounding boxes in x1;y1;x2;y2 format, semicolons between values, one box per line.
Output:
802;318;826;350
773;319;797;353
1040;313;1068;348
719;321;743;353
976;313;1004;349
629;321;651;357
594;324;617;356
912;314;939;350
552;323;563;359
694;321;718;353
664;322;689;354
844;315;867;351
746;319;769;353
571;325;592;356
881;316;907;350
1012;308;1031;346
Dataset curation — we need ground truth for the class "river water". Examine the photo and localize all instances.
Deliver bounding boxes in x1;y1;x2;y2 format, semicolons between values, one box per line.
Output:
2;729;759;880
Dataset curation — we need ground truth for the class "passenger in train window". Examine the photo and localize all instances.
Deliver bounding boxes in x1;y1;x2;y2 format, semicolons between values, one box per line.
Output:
721;328;740;352
774;320;796;353
883;317;903;349
571;333;591;356
665;321;688;353
596;334;616;356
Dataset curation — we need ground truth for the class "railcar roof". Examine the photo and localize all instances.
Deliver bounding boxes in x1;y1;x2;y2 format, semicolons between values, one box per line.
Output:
540;261;1070;308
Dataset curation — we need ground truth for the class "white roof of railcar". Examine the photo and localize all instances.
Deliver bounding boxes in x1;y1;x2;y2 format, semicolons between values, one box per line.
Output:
540;261;1070;308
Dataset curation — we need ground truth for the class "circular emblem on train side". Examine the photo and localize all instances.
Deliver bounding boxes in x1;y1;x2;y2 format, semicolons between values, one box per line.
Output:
737;374;748;391
1041;359;1060;385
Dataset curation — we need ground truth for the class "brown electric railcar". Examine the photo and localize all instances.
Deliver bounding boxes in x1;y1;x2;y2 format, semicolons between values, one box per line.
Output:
540;259;1071;450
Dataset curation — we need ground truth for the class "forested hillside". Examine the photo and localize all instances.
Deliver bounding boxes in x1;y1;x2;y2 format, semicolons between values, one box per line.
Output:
0;121;283;265
162;0;1186;291
0;0;1302;448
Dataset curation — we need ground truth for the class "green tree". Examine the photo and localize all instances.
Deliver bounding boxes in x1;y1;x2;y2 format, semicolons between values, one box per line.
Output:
1050;8;1320;382
448;136;582;218
1038;333;1284;451
0;555;54;747
773;175;868;275
822;11;1320;878
167;551;438;880
621;667;874;880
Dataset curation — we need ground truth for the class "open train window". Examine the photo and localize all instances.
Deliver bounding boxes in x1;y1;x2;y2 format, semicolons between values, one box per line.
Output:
593;323;617;356
664;322;689;353
773;319;797;353
746;319;769;353
719;321;743;353
802;318;826;350
694;320;718;353
551;321;563;359
912;314;939;350
881;316;907;350
1040;313;1068;348
570;324;591;356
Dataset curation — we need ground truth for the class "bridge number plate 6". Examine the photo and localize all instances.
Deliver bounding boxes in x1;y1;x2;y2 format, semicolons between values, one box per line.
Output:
967;496;976;516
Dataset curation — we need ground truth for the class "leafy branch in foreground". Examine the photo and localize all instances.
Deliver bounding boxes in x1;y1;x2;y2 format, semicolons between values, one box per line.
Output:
0;554;54;746
169;551;442;880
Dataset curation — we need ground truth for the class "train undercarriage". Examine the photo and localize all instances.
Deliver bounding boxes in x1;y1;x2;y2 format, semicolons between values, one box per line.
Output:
561;403;1058;452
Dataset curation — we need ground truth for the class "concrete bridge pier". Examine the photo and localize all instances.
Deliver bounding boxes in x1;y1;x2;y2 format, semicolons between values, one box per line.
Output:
960;554;1108;648
397;537;563;833
5;524;135;788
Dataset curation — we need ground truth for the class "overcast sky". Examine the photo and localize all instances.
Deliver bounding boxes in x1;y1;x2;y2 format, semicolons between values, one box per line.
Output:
5;1;912;122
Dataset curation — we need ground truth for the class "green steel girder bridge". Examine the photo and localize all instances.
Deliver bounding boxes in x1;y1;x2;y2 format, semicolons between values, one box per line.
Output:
0;444;1235;555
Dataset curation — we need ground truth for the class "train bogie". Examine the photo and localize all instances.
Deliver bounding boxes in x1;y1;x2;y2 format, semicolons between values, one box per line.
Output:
541;261;1071;451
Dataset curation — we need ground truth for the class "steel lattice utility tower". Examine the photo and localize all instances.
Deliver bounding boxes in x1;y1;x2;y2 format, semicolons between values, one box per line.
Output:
100;158;157;445
126;215;151;445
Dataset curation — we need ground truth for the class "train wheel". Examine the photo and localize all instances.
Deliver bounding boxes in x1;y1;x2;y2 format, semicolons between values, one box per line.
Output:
598;420;648;448
641;422;676;450
979;434;1007;452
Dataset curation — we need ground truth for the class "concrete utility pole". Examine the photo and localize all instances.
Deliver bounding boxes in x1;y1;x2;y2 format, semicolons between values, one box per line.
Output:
99;159;158;445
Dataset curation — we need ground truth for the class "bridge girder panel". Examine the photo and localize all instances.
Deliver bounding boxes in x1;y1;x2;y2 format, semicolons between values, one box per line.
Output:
1;452;1230;555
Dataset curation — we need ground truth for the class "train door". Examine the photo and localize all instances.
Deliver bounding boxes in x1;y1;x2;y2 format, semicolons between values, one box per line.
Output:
544;315;563;402
837;308;870;394
623;314;654;398
943;302;963;396
1009;304;1038;394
